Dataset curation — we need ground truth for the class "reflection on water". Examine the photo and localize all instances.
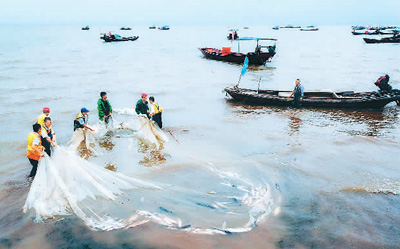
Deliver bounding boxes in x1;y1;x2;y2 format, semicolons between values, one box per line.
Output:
226;99;399;137
288;114;302;134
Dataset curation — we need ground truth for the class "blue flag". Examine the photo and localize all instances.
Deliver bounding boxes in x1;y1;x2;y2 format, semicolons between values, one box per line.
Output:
241;57;249;76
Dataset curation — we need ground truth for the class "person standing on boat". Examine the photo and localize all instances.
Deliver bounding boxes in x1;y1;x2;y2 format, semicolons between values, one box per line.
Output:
97;92;113;124
27;123;44;178
74;108;95;131
135;93;150;118
149;96;163;128
41;117;56;157
288;79;304;107
36;107;50;126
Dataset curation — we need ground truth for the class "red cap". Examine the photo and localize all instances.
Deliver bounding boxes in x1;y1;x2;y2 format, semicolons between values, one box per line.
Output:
43;107;50;113
141;93;147;98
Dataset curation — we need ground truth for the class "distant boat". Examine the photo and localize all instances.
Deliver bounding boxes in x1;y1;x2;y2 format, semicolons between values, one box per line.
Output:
120;26;132;30
100;33;139;42
352;30;380;35
199;37;277;65
149;25;156;29
82;26;90;30
158;26;170;30
272;26;279;30
280;25;301;29
300;26;319;31
243;27;249;29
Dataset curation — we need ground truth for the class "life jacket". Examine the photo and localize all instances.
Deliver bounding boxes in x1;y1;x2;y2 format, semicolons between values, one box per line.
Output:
36;114;47;126
27;132;42;161
153;103;162;114
41;124;53;140
75;113;87;124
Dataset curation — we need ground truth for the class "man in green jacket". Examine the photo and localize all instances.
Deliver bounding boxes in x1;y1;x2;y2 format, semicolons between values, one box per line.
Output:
97;91;113;123
135;93;149;118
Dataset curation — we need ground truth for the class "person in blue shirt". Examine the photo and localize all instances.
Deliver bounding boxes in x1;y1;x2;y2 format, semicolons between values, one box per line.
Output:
74;108;94;131
288;79;304;107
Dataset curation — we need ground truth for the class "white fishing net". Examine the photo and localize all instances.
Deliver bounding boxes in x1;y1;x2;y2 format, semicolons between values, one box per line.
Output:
135;115;168;148
23;147;159;230
23;114;272;233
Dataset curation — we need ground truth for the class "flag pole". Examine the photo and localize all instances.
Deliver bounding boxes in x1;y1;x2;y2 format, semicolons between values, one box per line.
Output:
236;56;249;88
235;75;242;88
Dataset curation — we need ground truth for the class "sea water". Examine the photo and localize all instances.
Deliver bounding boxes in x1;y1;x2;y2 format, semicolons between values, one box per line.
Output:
0;25;400;248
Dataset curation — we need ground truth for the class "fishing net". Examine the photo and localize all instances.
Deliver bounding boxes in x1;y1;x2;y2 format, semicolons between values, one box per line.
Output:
23;147;159;230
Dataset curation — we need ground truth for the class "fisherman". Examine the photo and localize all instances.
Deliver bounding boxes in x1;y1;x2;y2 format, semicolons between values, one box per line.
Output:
74;107;94;131
97;91;113;124
27;123;44;178
36;107;50;126
135;93;150;118
149;96;163;128
288;79;304;107
41;117;56;157
374;74;392;92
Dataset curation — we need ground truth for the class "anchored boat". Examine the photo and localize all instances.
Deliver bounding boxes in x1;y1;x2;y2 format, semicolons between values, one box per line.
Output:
199;37;277;65
224;87;400;109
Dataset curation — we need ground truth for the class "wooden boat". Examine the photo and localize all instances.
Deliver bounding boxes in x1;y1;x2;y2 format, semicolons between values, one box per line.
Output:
82;26;90;30
224;87;400;109
100;33;139;42
364;35;400;44
199;38;277;65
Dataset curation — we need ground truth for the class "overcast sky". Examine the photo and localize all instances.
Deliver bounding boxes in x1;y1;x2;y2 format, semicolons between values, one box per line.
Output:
1;0;399;26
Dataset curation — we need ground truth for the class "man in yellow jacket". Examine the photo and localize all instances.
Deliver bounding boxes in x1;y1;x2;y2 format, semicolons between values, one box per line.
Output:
149;96;163;128
27;123;44;177
36;107;50;126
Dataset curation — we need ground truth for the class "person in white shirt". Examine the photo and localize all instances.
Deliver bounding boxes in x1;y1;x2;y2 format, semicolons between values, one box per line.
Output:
149;96;163;128
41;117;56;156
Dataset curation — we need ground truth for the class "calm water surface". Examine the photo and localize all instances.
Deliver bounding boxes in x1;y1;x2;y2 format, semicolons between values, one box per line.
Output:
0;25;400;248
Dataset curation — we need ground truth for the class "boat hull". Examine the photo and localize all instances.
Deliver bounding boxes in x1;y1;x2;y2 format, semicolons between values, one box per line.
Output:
199;48;275;65
363;37;400;44
225;87;400;109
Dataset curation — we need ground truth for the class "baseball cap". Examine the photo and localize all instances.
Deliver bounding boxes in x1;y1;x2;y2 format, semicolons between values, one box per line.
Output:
81;107;90;113
43;107;50;113
141;93;147;98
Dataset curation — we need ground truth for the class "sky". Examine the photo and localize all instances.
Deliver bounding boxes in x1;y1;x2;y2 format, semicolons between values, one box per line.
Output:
1;0;400;26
